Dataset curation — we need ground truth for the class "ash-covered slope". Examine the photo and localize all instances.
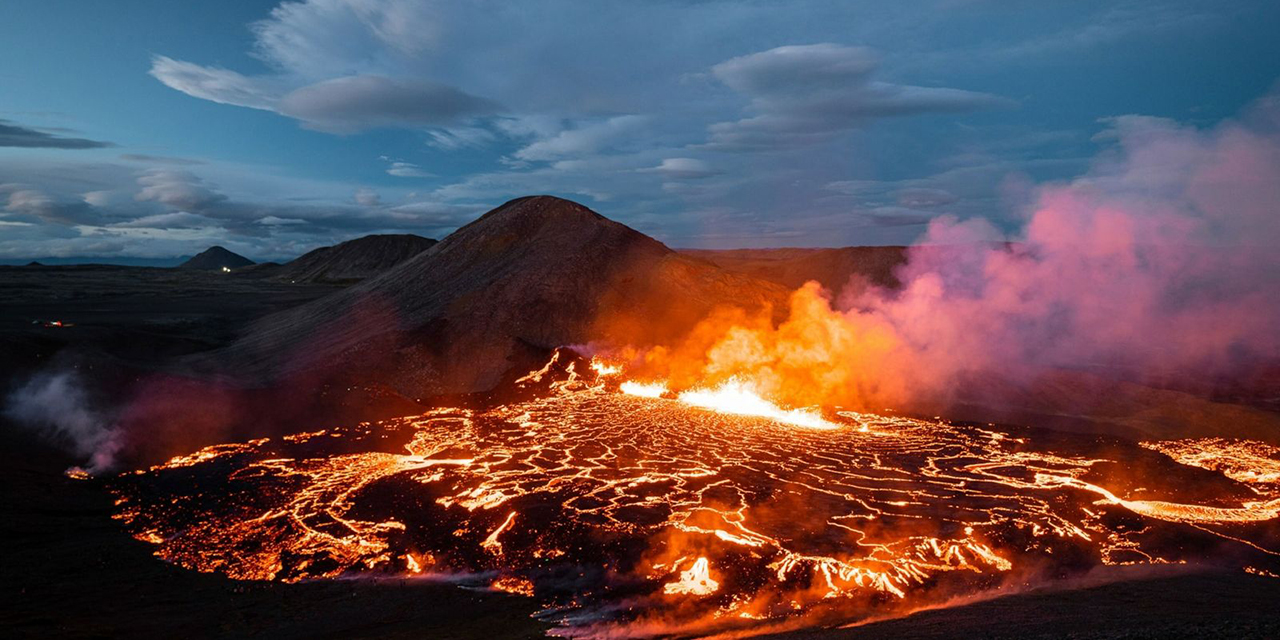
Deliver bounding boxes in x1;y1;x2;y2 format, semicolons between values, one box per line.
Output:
682;246;908;296
179;246;254;271
219;196;788;395
273;234;437;284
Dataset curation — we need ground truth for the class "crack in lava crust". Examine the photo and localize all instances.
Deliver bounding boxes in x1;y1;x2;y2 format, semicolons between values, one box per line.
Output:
110;380;1280;637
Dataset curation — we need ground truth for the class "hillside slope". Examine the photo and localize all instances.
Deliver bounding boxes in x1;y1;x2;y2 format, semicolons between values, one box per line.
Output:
273;234;437;284
179;246;254;271
218;196;788;395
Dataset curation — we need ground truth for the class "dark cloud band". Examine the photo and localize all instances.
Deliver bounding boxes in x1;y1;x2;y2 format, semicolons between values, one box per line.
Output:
0;119;113;149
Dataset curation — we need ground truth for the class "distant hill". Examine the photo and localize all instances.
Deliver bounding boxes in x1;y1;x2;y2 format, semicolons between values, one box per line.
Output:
681;246;909;297
179;246;254;271
273;234;437;284
0;256;188;267
215;196;788;396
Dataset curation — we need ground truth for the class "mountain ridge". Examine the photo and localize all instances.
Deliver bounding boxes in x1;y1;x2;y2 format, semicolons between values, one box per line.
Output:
271;234;437;284
179;246;254;271
211;195;788;396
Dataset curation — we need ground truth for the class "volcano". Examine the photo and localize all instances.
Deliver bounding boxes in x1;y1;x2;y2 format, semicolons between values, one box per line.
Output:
218;196;788;396
179;246;254;271
273;234;438;284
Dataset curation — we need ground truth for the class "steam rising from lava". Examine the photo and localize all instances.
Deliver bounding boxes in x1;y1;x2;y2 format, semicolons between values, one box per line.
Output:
4;369;121;473
628;94;1280;413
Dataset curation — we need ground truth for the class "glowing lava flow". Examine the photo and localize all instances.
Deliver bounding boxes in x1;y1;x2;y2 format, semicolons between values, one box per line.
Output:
663;557;719;595
619;380;667;398
109;358;1280;637
622;376;837;429
1038;474;1280;524
676;379;837;430
1142;439;1280;491
482;511;519;554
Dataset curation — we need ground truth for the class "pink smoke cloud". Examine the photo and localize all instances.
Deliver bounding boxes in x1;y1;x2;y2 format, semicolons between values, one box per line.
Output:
855;92;1280;398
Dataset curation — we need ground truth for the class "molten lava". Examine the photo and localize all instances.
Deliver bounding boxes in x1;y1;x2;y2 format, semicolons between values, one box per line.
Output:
619;380;668;398
676;379;837;430
664;557;719;596
109;357;1280;637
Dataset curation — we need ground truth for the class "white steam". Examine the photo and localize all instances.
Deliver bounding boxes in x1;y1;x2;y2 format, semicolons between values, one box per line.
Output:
4;369;121;474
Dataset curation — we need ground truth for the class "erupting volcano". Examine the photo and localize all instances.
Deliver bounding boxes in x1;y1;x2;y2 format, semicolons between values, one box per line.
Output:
7;5;1280;638
110;352;1280;637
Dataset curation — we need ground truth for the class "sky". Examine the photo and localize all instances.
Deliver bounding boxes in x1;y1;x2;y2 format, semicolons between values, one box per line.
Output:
1;0;1277;261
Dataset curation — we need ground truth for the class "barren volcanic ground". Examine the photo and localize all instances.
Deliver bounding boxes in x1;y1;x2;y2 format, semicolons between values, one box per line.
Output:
0;264;339;384
106;358;1280;638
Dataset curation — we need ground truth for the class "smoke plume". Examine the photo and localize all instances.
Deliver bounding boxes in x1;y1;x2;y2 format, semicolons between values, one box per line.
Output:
639;92;1280;417
4;368;121;473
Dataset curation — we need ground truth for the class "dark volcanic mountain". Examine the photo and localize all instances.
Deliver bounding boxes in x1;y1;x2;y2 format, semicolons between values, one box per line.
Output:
273;234;437;284
682;246;909;296
219;196;788;396
179;246;254;271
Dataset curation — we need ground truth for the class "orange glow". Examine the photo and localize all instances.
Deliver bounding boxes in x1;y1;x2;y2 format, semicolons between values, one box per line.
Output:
663;557;719;596
64;467;91;480
631;282;913;412
108;356;1280;637
482;511;518;554
590;357;622;377
677;379;836;429
404;553;424;574
619;380;667;398
491;576;536;596
1142;439;1280;489
1038;474;1280;524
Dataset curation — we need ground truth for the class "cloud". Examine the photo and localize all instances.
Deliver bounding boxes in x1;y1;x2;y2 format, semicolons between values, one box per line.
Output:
248;0;447;79
0;119;113;149
385;161;433;178
257;216;308;226
975;1;1217;62
113;212;214;229
353;187;381;206
135;170;227;211
426;126;498;150
149;56;282;111
384;200;486;228
137;2;1030;234
713;44;881;95
892;187;958;208
824;180;882;196
119;153;205;166
277;75;498;133
863;208;936;227
0;152;500;260
152;54;496;133
4;187;102;226
513;115;648;162
706;44;1011;150
82;190;116;207
643;157;718;179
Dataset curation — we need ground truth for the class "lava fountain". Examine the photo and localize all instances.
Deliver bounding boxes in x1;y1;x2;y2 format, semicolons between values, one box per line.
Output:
109;354;1280;637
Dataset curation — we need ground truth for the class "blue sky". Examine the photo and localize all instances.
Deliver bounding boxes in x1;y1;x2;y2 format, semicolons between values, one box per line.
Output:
1;0;1277;260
